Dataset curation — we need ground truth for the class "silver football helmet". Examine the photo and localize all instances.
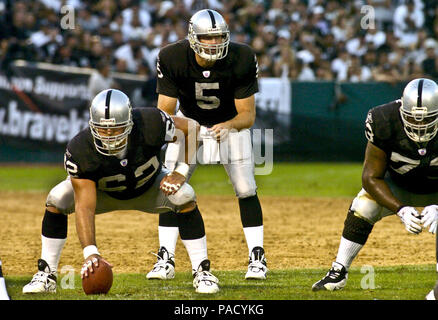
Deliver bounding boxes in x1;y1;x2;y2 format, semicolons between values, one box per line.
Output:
188;9;230;61
89;89;133;156
400;78;438;143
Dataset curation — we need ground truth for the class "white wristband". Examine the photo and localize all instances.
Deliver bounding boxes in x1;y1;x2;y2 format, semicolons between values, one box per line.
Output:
83;245;100;259
174;162;190;178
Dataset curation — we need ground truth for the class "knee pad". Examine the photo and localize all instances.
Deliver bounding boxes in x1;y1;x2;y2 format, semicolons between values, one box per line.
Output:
350;188;384;224
177;206;205;240
159;211;179;227
342;209;374;245
235;182;257;199
167;183;196;206
239;195;263;227
46;178;75;214
42;209;68;238
227;167;257;198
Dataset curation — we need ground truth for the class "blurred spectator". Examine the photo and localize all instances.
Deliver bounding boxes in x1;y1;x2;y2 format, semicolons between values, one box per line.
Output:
372;51;402;84
367;0;394;30
258;53;274;78
422;38;438;78
88;58;118;98
52;44;77;66
113;29;150;74
402;58;425;81
77;7;100;32
362;50;378;70
364;27;387;51
393;0;425;47
315;60;334;80
346;33;368;57
1;0;438;83
272;40;296;77
122;0;152;30
185;0;223;13
347;55;372;82
295;58;316;81
331;50;351;81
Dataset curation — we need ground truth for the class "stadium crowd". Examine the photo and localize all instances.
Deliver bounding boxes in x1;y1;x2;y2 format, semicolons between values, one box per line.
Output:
0;0;438;83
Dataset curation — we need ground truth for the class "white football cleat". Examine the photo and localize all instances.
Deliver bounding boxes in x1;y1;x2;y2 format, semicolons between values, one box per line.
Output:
312;262;348;292
23;259;57;294
193;260;219;294
147;247;175;280
0;279;9;300
245;247;268;280
0;262;10;300
425;280;438;300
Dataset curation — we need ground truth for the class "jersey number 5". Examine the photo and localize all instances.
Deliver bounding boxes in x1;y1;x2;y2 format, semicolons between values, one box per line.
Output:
195;82;220;110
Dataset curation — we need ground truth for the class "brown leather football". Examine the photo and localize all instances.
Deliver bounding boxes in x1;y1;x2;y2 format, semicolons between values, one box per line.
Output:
82;259;113;295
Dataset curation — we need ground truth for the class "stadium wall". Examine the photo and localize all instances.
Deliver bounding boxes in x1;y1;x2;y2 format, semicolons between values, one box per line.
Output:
288;81;407;161
0;61;410;163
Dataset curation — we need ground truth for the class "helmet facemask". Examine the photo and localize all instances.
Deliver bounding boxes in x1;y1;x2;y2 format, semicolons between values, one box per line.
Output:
400;106;438;143
188;9;230;61
399;78;438;143
89;118;133;156
188;26;230;61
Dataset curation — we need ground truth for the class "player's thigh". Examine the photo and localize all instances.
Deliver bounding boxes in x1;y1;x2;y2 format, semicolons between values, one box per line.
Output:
350;188;390;224
222;129;257;198
46;176;75;214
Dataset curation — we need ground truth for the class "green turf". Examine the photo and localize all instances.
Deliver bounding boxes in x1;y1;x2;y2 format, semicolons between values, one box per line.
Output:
0;163;363;197
1;163;436;302
5;265;436;300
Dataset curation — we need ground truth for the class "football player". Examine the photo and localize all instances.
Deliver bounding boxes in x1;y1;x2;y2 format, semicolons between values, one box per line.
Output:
23;89;219;294
0;260;10;300
148;9;267;281
312;78;438;292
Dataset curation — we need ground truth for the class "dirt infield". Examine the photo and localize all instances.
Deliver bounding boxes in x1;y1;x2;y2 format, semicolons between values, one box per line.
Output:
0;191;436;275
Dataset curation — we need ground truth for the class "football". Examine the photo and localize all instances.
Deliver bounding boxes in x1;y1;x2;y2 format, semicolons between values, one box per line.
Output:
82;260;113;295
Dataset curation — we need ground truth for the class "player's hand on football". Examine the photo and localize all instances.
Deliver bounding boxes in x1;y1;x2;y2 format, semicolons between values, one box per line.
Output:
160;172;185;195
421;205;438;234
209;122;232;141
397;206;422;234
81;255;113;279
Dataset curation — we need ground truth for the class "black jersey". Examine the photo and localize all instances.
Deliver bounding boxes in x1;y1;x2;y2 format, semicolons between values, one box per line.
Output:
365;100;438;194
64;108;175;200
156;39;259;126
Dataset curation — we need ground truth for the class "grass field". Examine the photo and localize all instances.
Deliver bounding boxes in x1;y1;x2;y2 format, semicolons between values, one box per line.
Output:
0;162;363;197
1;163;437;304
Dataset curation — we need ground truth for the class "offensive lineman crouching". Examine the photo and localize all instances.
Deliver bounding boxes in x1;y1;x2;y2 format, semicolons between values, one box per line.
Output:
312;78;438;298
23;89;219;294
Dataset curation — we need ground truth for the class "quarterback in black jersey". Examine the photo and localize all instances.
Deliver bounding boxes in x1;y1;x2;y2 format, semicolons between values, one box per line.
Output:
23;89;220;294
149;9;267;281
313;78;438;298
